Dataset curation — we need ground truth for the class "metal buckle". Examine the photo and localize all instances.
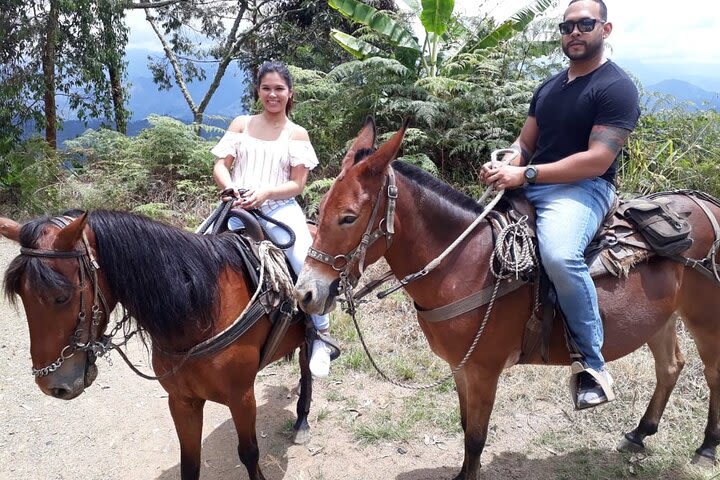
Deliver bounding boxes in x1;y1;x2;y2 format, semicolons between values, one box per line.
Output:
387;185;398;199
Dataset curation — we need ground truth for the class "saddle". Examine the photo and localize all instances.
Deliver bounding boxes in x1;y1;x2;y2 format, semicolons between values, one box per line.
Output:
498;190;693;281
196;203;308;369
494;190;694;367
202;203;341;368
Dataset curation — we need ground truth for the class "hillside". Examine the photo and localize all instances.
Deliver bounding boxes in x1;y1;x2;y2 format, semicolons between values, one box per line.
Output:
646;79;720;111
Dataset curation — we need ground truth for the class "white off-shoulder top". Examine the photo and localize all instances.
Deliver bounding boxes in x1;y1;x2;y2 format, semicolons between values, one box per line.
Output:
210;117;319;211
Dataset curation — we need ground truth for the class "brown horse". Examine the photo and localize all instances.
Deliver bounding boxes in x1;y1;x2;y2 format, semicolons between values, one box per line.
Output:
0;210;312;480
295;120;720;480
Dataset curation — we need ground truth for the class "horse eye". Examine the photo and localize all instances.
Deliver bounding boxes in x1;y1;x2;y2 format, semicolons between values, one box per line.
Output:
54;294;71;305
339;215;357;226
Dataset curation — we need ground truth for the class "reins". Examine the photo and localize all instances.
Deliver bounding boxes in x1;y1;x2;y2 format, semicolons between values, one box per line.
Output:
317;150;538;389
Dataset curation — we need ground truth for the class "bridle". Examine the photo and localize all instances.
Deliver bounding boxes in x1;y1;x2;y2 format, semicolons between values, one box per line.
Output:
306;168;398;296
19;216;117;377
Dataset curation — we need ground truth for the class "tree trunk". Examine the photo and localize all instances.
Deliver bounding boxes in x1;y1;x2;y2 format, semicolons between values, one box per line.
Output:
100;1;128;134
108;62;127;134
42;0;59;149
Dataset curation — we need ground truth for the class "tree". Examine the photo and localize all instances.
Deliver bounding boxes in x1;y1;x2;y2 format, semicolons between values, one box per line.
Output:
328;0;557;77
143;0;284;126
291;1;564;181
0;0;187;149
142;0;389;126
0;0;134;148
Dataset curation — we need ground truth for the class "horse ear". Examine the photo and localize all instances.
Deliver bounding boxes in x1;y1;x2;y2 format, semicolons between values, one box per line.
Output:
362;119;410;175
341;117;377;172
53;213;88;251
0;218;21;243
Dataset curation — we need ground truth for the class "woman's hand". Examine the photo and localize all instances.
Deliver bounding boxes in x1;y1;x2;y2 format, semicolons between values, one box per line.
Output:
480;163;526;190
239;188;270;210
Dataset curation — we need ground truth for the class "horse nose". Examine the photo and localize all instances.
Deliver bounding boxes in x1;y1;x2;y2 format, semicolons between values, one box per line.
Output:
301;290;313;308
50;386;75;399
38;375;85;400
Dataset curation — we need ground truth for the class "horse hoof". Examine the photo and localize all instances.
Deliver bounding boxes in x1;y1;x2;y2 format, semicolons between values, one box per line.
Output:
293;428;311;445
691;452;717;467
617;433;645;453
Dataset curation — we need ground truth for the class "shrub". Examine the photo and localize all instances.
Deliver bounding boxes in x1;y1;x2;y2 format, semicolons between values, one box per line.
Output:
0;138;63;217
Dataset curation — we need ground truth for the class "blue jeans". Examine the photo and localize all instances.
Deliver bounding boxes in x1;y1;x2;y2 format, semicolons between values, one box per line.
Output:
524;178;616;371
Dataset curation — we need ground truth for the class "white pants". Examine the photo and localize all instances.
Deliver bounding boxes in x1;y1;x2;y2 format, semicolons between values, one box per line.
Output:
231;199;329;331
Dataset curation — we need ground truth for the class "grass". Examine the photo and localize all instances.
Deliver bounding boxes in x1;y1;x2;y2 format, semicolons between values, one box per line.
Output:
353;411;413;444
315;259;720;479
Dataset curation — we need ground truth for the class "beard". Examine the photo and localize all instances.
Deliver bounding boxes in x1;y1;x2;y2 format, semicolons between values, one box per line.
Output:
562;35;604;61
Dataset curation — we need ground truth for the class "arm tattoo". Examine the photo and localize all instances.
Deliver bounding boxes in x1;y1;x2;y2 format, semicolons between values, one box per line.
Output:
507;143;532;166
589;125;631;155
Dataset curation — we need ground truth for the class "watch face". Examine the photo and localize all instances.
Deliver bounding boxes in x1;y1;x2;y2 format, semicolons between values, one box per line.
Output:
524;166;537;182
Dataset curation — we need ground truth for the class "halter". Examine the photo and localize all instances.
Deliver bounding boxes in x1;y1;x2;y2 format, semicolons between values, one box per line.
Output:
20;216;116;377
307;167;398;295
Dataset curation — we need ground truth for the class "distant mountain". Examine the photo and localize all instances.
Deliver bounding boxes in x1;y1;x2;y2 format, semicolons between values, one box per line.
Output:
124;48;249;121
644;79;720;111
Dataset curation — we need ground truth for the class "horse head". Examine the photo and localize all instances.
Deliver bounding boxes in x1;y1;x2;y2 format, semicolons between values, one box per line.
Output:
296;118;408;315
1;214;112;399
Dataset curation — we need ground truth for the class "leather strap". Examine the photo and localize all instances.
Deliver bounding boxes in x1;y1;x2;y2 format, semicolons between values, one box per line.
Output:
415;278;526;323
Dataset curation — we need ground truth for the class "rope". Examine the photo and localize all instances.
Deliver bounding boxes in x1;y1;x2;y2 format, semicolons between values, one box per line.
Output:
349;277;503;390
490;215;537;280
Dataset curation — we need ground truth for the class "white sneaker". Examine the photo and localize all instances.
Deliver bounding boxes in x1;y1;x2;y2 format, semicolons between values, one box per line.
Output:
577;369;614;408
309;339;331;378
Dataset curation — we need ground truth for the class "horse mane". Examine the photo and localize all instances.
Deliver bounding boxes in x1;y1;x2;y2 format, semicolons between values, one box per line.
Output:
392;161;485;216
4;211;248;341
4;216;75;306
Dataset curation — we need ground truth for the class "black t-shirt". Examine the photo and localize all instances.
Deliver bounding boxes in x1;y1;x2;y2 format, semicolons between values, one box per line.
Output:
528;60;640;183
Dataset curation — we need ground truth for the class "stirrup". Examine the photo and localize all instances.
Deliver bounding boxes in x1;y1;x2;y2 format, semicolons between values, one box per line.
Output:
568;361;615;410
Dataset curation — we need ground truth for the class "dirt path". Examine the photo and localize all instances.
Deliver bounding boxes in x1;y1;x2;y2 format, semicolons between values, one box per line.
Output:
1;236;716;480
0;237;467;480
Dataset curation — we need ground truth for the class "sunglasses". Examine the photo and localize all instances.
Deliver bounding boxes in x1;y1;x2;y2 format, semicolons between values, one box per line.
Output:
558;18;605;35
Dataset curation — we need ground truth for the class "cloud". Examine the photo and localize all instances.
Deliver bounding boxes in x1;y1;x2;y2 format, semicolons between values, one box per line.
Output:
456;0;720;67
126;10;163;52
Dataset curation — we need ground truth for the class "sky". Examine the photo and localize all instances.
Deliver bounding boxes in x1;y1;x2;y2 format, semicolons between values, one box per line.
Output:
125;0;720;87
470;0;720;78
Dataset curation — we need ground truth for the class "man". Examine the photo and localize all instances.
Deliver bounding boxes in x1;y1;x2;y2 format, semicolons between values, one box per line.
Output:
480;0;640;409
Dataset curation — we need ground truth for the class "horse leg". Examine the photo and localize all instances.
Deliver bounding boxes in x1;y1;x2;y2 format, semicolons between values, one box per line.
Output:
230;387;266;480
618;319;685;453
293;341;313;444
683;313;720;466
453;367;501;480
168;394;206;480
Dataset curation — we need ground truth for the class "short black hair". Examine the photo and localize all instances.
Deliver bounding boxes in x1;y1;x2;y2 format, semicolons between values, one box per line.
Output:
568;0;607;21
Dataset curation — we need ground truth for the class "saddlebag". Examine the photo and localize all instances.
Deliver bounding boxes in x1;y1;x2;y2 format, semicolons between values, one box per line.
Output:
618;198;692;256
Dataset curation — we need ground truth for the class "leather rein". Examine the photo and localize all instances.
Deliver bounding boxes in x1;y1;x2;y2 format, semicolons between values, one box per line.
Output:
305;160;527;389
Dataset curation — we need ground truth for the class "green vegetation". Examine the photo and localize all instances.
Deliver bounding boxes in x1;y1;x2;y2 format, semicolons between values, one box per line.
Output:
1;1;718;225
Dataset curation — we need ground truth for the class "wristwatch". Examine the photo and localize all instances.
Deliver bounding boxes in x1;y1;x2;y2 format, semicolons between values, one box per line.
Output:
523;165;538;185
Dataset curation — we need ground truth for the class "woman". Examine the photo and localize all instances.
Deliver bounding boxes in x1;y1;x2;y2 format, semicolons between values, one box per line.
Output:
210;60;334;377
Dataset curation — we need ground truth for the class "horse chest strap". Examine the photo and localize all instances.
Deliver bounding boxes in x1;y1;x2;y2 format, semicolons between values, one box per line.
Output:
416;279;526;323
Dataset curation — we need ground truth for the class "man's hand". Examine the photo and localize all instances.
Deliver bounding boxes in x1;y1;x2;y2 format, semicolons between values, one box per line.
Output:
480;163;527;190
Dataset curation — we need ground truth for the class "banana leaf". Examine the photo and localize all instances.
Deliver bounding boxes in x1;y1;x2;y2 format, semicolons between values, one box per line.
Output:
460;0;557;53
328;0;421;51
330;29;383;59
419;0;455;35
